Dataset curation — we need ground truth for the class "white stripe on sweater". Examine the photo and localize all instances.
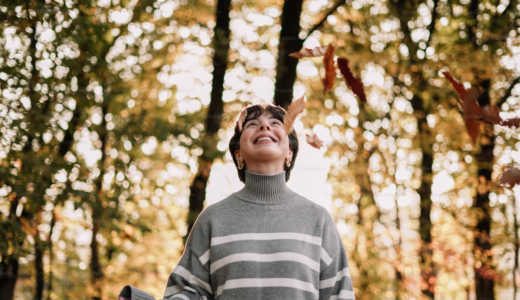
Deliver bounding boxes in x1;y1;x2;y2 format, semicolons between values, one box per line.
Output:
164;285;196;298
214;278;319;298
171;266;213;295
320;247;333;265
210;252;320;274
208;232;333;265
169;295;189;300
211;232;322;246
319;267;351;289
329;289;355;300
199;249;211;265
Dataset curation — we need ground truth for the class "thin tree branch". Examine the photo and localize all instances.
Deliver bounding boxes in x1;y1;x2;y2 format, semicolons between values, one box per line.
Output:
424;0;440;51
304;0;346;42
496;76;520;108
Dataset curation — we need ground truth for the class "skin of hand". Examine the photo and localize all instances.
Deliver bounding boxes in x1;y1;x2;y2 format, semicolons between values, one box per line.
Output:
234;110;293;175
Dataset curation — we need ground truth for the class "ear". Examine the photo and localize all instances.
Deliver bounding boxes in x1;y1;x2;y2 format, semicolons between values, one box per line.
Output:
235;149;242;163
286;147;293;161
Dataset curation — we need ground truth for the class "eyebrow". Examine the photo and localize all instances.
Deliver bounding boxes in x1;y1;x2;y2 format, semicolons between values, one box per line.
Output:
246;116;280;123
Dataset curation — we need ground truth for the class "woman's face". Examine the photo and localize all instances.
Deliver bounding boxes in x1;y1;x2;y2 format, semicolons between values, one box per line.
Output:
235;110;292;169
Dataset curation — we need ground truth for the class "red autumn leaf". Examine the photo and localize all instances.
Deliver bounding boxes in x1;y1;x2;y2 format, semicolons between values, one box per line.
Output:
289;45;328;59
306;133;324;149
499;167;520;188
442;71;466;99
337;57;366;103
500;117;520;128
481;105;502;124
462;87;482;145
282;95;306;135
321;44;336;93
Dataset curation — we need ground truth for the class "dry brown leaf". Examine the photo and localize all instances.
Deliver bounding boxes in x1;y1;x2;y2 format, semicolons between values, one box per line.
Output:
337;58;367;103
321;44;336;93
306;133;324;149
500;117;520;128
499;167;520;188
481;105;502;124
283;95;305;134
462;87;482;145
289;46;329;59
237;104;249;132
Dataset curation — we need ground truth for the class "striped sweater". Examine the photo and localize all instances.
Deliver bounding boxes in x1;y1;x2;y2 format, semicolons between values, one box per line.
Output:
119;170;355;300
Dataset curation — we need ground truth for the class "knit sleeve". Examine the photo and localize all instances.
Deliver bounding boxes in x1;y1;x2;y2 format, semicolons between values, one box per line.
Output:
162;209;214;300
318;208;355;300
318;245;355;300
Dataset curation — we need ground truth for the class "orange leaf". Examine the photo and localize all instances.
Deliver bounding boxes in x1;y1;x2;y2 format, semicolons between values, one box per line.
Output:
337;58;367;103
500;117;520;128
16;158;22;170
321;44;336;93
282;95;305;135
306;133;324;149
462;87;482;145
236;104;249;132
442;71;466;99
289;45;329;59
481;105;502;124
499;167;520;188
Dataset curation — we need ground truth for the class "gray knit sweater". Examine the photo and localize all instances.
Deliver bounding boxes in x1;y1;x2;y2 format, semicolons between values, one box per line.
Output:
119;170;355;300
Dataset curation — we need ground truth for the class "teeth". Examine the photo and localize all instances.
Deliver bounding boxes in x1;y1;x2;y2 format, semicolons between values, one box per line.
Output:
257;137;272;143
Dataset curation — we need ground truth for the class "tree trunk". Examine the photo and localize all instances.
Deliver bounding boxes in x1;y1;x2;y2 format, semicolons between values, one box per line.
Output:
351;103;381;299
513;194;519;299
90;101;109;300
46;209;56;300
410;95;435;298
473;80;495;300
0;257;19;300
389;0;438;294
183;0;230;246
1;19;40;300
273;0;304;110
34;210;45;300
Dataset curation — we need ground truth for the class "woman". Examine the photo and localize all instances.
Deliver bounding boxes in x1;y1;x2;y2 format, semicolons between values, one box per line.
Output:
119;103;355;300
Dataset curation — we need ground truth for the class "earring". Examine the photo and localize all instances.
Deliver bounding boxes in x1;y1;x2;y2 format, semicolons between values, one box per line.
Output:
238;160;244;170
285;158;291;168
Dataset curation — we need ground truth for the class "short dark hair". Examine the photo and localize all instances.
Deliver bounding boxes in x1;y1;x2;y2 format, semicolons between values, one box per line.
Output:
229;103;299;183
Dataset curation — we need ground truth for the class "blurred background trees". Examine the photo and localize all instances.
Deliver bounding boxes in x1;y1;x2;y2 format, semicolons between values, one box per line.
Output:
1;0;520;299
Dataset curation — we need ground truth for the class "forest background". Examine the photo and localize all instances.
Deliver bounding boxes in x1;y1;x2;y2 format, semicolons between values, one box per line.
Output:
1;0;520;299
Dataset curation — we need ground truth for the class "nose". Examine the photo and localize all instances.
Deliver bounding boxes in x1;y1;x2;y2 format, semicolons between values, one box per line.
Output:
258;119;271;131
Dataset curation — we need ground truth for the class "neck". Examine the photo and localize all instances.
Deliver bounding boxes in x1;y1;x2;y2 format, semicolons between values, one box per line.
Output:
234;170;296;204
242;160;285;176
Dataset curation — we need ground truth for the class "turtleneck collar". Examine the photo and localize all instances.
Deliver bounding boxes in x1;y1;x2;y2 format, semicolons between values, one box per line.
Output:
233;170;297;204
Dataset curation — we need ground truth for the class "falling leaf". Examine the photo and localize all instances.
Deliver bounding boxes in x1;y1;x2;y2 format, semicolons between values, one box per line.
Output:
16;158;22;170
337;58;367;103
237;104;249;132
306;133;324;149
442;71;466;99
289;45;329;59
499;167;520;188
462;87;482;145
481;105;502;124
500;117;520;129
321;44;336;93
283;95;305;135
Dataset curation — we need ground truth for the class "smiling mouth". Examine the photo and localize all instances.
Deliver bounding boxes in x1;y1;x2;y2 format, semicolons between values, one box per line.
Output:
255;136;276;144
